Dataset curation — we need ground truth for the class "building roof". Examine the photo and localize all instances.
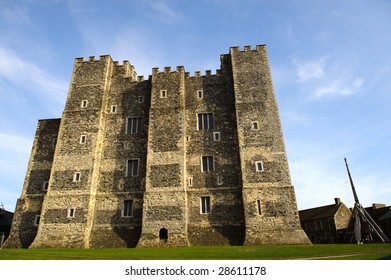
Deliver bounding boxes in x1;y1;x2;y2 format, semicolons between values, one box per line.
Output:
0;209;14;222
364;205;391;221
299;203;343;222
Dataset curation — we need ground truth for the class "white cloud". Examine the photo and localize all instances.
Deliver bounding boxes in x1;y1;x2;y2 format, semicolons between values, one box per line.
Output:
295;57;326;83
313;77;364;99
293;55;365;100
0;47;68;107
146;0;183;23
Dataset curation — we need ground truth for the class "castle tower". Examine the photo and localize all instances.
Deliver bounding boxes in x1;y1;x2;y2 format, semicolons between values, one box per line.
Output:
4;45;310;249
2;119;60;248
230;45;309;244
137;66;190;247
29;56;115;248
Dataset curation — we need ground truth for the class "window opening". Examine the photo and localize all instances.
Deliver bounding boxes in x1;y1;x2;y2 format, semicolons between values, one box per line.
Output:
200;196;211;214
257;199;262;215
197;113;214;130
126;159;139;177
68;208;75;218
126;117;142;134
81;100;88;108
255;161;264;172
202;156;214;172
122;200;133;217
73;172;81;182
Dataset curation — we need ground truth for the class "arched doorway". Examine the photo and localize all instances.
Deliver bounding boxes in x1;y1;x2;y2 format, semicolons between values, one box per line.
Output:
159;228;168;241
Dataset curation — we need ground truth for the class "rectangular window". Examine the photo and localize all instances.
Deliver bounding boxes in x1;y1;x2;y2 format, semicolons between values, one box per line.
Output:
81;100;88;108
255;161;264;172
68;208;75;218
257;199;262;215
197;113;214;130
126;159;139;177
160;90;167;98
80;135;87;144
252;121;259;130
200;196;211;214
110;105;117;113
34;215;40;226
213;132;221;141
42;181;49;191
122;200;133;217
201;156;214;172
126;117;142;134
73;172;81;182
197;90;203;98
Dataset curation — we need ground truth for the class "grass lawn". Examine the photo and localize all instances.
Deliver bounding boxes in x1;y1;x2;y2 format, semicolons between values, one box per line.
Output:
1;243;391;260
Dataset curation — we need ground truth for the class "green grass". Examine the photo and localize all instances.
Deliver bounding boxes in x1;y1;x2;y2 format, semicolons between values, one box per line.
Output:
1;244;391;260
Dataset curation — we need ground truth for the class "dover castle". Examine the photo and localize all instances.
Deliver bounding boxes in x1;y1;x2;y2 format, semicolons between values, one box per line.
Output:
4;45;310;248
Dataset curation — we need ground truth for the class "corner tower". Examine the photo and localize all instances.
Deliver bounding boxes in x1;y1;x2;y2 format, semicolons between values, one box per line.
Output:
230;45;309;244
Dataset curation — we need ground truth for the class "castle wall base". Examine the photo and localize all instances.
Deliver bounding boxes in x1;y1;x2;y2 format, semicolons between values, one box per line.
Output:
244;228;311;245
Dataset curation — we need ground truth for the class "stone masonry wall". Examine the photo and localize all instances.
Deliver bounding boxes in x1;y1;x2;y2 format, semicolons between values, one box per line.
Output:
3;119;60;248
5;45;310;248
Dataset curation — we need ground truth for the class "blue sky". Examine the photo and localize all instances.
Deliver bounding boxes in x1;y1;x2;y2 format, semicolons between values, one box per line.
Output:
1;0;391;212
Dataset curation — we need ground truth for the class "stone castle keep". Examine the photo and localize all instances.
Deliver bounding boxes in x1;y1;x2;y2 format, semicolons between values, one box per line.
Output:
4;45;310;248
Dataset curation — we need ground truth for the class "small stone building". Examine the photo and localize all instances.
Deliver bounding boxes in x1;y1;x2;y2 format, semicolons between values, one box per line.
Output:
364;204;391;241
3;45;310;248
299;198;352;244
0;208;13;245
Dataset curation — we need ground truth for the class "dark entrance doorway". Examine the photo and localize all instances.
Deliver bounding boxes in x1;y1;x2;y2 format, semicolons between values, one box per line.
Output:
159;228;168;241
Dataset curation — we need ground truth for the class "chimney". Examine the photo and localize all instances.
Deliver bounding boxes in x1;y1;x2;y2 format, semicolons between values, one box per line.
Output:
372;203;386;209
334;198;341;205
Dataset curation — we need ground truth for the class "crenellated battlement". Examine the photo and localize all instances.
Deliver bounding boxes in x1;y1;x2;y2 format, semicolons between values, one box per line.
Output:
184;69;223;79
229;44;266;53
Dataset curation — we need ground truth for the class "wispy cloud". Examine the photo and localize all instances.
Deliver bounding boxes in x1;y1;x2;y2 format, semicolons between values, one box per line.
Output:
314;77;364;99
294;57;326;83
293;55;364;100
146;0;183;23
0;47;68;107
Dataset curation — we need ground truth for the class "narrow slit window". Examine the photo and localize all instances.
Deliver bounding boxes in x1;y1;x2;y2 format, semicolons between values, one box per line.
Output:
197;90;203;98
81;100;88;108
68;208;75;218
110;105;117;113
73;172;81;182
188;176;193;186
138;96;144;103
257;199;262;215
34;215;40;226
252;121;259;130
200;196;211;214
80;135;87;144
213;132;221;141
